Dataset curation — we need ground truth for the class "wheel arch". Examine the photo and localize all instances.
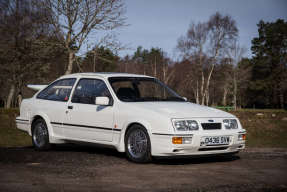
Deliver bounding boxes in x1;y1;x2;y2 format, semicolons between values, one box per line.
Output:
31;115;44;131
117;120;153;153
125;122;146;136
29;112;53;137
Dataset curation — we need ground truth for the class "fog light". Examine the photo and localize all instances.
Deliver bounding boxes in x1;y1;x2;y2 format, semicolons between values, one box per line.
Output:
172;137;192;144
238;134;246;141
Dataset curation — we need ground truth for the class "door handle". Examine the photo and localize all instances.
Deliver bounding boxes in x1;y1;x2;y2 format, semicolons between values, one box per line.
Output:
68;106;73;109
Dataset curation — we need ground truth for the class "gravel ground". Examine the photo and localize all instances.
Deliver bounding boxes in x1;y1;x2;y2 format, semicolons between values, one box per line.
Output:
0;145;287;192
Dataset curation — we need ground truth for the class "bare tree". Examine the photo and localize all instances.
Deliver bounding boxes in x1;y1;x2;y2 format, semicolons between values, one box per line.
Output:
44;0;126;74
0;0;63;108
216;59;233;106
204;12;238;105
177;13;238;105
226;40;246;109
162;59;175;85
177;22;209;104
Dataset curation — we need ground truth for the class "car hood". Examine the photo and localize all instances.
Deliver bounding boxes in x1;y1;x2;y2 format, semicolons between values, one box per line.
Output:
129;102;235;118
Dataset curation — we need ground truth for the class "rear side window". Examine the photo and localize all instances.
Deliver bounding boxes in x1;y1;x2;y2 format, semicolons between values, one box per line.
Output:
37;78;76;102
71;78;112;104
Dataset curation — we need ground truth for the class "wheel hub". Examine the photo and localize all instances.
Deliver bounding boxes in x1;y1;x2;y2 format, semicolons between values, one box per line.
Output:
33;123;47;147
127;129;148;159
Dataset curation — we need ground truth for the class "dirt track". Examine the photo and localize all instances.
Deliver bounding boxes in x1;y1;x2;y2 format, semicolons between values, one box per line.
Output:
0;145;287;192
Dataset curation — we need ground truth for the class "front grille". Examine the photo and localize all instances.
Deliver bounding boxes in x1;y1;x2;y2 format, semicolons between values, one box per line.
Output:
201;123;221;130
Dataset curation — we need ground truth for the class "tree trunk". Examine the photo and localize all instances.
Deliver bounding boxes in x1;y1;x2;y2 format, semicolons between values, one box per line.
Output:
5;84;15;109
163;66;174;85
17;93;22;107
203;63;215;106
154;57;157;77
163;64;166;83
199;50;205;105
202;49;219;106
233;71;237;110
93;53;96;72
65;51;75;75
222;86;228;106
279;85;284;109
205;90;210;106
196;80;199;104
200;70;205;105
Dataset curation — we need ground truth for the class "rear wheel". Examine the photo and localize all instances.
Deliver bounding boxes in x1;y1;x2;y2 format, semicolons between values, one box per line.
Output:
32;118;50;150
125;125;152;163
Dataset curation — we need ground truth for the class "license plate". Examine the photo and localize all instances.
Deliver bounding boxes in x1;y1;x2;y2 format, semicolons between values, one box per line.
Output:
200;136;231;146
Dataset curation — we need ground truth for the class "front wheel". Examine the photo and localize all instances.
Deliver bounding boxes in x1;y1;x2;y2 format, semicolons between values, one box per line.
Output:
125;125;152;163
32;118;50;151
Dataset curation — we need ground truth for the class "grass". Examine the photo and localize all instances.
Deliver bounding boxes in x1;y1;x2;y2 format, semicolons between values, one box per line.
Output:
0;108;287;148
240;119;287;147
0;109;31;147
214;106;287;113
232;108;286;113
230;110;287;147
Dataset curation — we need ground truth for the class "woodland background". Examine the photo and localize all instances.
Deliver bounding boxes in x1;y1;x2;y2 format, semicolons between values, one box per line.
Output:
0;0;286;109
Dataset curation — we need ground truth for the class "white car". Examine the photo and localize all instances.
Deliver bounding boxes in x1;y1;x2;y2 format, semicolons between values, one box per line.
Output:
16;73;246;163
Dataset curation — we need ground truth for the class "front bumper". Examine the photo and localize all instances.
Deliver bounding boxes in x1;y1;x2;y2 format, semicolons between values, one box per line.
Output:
151;131;246;156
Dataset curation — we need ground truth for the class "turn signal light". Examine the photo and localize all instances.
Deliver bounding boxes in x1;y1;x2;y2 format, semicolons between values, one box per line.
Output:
238;134;246;141
242;134;246;140
172;137;182;144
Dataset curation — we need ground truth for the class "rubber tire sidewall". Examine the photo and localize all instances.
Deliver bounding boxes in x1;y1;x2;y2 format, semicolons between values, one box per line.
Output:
125;125;152;163
32;118;51;151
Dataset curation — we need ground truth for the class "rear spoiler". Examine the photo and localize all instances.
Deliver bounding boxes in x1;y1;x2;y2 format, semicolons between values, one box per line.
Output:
27;84;47;91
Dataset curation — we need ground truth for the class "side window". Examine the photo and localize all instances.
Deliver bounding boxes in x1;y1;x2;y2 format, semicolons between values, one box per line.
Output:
71;79;112;105
37;78;76;102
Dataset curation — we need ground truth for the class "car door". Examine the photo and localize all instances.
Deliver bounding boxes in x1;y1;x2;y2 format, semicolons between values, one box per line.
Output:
35;78;76;137
63;78;114;142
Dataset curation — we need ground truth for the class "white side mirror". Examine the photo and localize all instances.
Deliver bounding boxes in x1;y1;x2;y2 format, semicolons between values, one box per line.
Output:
95;96;110;106
183;97;187;101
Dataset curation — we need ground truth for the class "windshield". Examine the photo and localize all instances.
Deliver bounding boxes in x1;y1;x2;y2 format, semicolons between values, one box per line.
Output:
108;77;186;102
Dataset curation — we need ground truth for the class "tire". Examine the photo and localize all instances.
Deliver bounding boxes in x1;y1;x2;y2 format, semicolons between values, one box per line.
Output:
125;125;152;163
32;118;50;151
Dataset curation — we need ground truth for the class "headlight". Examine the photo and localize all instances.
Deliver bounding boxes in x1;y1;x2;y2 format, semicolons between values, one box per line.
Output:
173;120;199;131
223;119;238;129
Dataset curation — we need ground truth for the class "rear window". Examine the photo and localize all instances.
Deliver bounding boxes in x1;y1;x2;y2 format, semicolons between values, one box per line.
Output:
37;78;76;102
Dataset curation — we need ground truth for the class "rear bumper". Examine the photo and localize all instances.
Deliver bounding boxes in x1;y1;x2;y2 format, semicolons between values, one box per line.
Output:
16;117;30;134
151;131;246;157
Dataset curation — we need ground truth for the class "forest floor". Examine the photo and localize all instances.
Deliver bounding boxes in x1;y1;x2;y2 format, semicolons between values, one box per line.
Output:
0;146;287;192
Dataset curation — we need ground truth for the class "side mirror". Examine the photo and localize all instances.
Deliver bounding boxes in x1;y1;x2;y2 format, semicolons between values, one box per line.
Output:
182;97;187;101
95;96;110;106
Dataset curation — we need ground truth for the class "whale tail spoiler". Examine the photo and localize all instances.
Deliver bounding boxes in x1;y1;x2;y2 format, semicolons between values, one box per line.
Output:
27;84;47;91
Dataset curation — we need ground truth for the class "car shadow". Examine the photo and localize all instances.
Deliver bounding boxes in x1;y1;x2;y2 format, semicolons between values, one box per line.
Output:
152;154;240;165
1;145;240;165
50;144;240;165
50;143;126;159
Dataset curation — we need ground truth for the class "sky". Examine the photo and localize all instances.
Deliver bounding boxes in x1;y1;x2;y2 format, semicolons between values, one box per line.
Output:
116;0;287;59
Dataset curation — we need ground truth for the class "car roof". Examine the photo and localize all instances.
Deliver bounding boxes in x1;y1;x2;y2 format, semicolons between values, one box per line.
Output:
59;72;153;79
